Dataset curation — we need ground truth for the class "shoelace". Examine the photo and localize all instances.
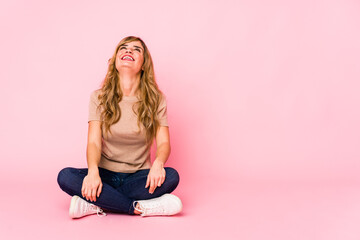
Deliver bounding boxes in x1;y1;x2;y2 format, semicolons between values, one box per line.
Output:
83;202;107;217
134;200;165;216
96;209;107;217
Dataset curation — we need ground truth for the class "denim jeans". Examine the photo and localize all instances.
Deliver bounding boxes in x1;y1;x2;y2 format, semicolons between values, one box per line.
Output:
57;167;180;215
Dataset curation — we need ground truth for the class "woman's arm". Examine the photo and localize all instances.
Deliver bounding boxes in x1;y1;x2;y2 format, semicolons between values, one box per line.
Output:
86;121;102;173
82;120;103;202
153;126;171;166
146;126;171;194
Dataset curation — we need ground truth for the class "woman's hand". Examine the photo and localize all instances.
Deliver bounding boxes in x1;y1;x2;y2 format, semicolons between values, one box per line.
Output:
81;171;103;202
146;159;166;194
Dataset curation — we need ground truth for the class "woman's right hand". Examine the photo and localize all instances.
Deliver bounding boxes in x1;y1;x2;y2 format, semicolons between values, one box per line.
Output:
81;172;103;202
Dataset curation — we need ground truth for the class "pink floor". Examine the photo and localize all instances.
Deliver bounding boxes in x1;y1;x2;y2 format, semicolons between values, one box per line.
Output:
2;172;360;240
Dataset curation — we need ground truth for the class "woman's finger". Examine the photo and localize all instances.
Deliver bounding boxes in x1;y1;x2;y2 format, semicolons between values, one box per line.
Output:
88;188;92;202
97;183;103;197
87;189;91;201
81;182;87;197
145;175;149;188
87;188;92;201
150;178;156;193
84;188;89;201
89;188;93;202
91;188;96;202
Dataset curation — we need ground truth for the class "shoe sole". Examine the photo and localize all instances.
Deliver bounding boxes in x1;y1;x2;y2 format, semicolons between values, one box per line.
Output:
69;195;80;218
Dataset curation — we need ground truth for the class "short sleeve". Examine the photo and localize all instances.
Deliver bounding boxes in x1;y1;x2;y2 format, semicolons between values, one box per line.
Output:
88;90;102;122
157;95;169;127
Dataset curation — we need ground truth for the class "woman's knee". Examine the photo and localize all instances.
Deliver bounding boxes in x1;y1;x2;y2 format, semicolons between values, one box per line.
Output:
57;167;74;189
165;167;180;188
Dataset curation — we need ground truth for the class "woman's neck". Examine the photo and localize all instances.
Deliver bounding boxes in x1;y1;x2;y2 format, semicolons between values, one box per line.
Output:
118;71;141;96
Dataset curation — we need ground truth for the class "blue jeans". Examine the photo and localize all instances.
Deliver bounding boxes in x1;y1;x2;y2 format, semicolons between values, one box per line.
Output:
57;167;180;215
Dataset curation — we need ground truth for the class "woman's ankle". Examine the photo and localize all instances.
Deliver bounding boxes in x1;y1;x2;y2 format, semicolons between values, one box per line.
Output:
134;202;142;215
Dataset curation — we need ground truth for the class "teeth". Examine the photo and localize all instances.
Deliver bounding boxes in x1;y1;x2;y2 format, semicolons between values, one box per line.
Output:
122;56;134;60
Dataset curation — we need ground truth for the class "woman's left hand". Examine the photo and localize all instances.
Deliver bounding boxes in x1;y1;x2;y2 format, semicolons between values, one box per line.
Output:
146;159;166;194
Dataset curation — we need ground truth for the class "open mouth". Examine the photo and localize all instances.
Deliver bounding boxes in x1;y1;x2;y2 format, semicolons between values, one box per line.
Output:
121;55;134;61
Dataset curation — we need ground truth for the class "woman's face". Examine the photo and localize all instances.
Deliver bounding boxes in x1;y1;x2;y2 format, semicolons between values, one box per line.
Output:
115;40;144;74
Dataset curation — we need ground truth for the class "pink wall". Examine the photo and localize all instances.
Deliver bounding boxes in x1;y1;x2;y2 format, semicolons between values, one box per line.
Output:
1;0;359;185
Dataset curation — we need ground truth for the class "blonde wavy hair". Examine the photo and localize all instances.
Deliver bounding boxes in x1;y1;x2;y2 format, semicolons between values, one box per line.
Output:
95;36;166;151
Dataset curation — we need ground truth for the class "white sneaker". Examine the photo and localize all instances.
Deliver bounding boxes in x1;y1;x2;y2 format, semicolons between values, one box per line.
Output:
69;195;106;218
133;194;183;217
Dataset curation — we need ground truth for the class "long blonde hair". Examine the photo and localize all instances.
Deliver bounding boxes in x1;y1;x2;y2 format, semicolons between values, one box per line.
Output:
96;36;166;151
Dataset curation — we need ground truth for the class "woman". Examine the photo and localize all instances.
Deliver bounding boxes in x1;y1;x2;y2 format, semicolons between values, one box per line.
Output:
57;36;182;218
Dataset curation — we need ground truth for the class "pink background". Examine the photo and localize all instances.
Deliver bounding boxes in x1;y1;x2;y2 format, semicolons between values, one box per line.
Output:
1;0;360;239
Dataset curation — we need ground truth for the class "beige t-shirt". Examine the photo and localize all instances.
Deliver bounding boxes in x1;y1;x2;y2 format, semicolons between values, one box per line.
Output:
88;89;168;173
